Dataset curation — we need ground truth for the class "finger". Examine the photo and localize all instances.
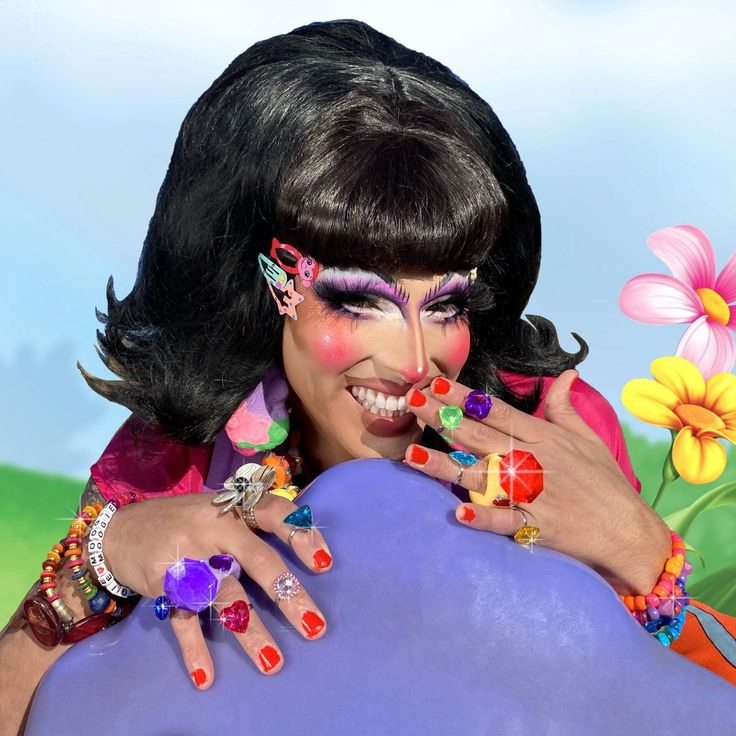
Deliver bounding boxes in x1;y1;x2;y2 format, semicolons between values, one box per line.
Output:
454;502;544;542
213;575;284;675
254;493;334;573
168;608;215;690
426;376;544;443
228;532;328;641
542;369;598;439
406;386;528;456
404;443;490;496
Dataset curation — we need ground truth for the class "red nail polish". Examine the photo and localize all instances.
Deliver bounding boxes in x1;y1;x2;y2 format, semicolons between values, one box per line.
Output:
460;506;475;522
302;610;325;638
432;377;451;395
408;388;427;407
258;645;281;673
191;668;207;687
313;549;332;569
409;445;430;465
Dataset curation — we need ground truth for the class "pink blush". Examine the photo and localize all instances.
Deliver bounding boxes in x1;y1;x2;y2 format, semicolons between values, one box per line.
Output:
310;326;360;369
444;327;471;373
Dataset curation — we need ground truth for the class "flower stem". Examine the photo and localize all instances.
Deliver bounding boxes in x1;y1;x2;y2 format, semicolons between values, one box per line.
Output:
651;430;680;512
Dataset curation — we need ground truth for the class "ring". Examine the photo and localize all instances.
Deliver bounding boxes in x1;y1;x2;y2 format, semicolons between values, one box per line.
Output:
212;463;278;531
498;450;544;504
463;389;493;420
220;599;255;634
158;554;242;615
510;507;541;547
438;405;463;433
273;571;301;604
453;464;465;485
287;527;310;547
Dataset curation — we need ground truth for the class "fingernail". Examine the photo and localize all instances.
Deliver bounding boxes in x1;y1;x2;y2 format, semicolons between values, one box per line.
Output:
313;548;333;569
459;506;475;522
258;645;281;673
409;445;429;465
302;610;325;638
408;388;427;407
190;668;207;687
432;377;451;395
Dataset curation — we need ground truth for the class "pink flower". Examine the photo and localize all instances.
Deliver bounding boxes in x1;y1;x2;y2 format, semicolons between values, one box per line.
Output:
619;225;736;378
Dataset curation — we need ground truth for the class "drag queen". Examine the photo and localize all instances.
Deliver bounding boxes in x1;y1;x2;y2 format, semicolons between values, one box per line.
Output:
2;18;734;734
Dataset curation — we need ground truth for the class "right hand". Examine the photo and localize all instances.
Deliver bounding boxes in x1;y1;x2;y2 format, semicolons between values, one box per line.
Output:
89;491;333;688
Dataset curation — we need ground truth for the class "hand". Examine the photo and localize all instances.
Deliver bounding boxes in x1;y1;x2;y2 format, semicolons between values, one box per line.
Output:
96;491;333;687
402;370;672;595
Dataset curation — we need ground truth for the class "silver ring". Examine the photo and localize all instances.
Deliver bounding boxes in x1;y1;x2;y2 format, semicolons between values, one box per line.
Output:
287;527;310;547
242;505;261;531
513;507;529;527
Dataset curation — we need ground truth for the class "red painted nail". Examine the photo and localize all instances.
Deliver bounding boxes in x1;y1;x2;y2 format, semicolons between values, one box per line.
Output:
409;445;430;465
302;610;326;638
460;506;476;522
313;549;333;569
191;668;207;687
408;388;427;407
432;377;451;395
258;645;281;673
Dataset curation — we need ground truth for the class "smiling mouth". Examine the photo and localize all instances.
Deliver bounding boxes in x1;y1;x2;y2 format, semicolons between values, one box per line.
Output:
348;386;409;418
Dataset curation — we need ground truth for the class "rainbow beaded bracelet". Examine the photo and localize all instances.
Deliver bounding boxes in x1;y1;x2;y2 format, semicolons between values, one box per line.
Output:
620;530;691;647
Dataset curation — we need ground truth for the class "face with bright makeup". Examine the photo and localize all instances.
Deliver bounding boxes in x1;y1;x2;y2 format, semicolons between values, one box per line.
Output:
281;266;474;473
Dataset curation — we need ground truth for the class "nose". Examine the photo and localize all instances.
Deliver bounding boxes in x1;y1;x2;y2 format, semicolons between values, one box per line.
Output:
393;318;430;385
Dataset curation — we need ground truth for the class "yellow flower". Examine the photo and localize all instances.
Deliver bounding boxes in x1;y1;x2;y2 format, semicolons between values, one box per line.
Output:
622;356;736;484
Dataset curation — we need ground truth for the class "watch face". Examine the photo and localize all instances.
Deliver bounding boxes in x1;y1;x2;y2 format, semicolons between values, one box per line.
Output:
23;596;63;647
62;613;111;644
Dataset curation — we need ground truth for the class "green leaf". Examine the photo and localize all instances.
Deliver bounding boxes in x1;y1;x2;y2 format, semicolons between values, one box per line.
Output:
662;480;736;538
688;563;736;616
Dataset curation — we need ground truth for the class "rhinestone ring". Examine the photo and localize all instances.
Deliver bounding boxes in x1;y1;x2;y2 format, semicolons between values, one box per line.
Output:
273;571;301;604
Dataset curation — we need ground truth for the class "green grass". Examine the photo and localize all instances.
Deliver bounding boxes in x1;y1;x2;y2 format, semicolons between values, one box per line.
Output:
0;464;85;629
1;428;734;630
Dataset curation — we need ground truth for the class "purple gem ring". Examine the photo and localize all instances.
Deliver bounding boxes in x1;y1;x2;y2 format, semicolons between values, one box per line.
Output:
463;389;493;420
162;554;242;614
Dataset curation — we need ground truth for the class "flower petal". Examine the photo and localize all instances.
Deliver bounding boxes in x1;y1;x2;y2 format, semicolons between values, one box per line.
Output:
703;427;736;444
650;355;705;405
677;318;736;379
728;305;736;330
621;378;682;429
715;249;736;304
672;427;727;484
647;225;716;290
704;371;736;417
619;274;703;324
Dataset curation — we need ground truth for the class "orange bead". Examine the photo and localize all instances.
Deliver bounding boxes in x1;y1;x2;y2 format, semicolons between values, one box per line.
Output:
47;551;60;564
673;585;683;598
91;502;103;513
634;595;647;611
64;547;81;558
661;572;676;585
665;556;684;576
52;544;64;554
104;600;116;614
653;585;668;598
623;596;635;611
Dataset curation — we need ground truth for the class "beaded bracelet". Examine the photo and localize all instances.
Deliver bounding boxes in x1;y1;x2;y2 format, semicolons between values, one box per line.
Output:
619;530;692;647
87;498;139;598
24;502;133;646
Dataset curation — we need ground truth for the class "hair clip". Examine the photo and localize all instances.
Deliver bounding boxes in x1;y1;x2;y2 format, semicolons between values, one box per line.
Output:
469;267;478;283
258;253;304;320
271;238;320;288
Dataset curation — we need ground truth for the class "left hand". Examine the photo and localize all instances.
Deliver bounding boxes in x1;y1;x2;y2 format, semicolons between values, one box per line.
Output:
403;369;672;595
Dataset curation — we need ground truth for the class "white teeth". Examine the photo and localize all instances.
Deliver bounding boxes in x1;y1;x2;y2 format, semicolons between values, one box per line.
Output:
350;386;410;416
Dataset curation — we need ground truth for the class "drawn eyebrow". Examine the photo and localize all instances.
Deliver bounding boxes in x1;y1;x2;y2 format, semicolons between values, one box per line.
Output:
421;273;468;305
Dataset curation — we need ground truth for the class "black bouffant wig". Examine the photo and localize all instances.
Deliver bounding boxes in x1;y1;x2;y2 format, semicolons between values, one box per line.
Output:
80;19;587;445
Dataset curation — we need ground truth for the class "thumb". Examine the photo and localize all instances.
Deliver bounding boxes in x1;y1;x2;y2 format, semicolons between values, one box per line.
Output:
542;369;588;434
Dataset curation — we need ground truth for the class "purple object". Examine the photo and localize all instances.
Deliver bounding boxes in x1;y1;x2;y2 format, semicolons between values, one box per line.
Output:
26;460;736;735
463;389;493;420
163;558;219;612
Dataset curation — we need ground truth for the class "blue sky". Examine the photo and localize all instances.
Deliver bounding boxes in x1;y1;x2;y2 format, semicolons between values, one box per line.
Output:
1;0;735;477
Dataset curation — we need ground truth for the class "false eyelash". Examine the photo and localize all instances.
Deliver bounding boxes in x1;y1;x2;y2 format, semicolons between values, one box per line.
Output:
442;280;496;315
